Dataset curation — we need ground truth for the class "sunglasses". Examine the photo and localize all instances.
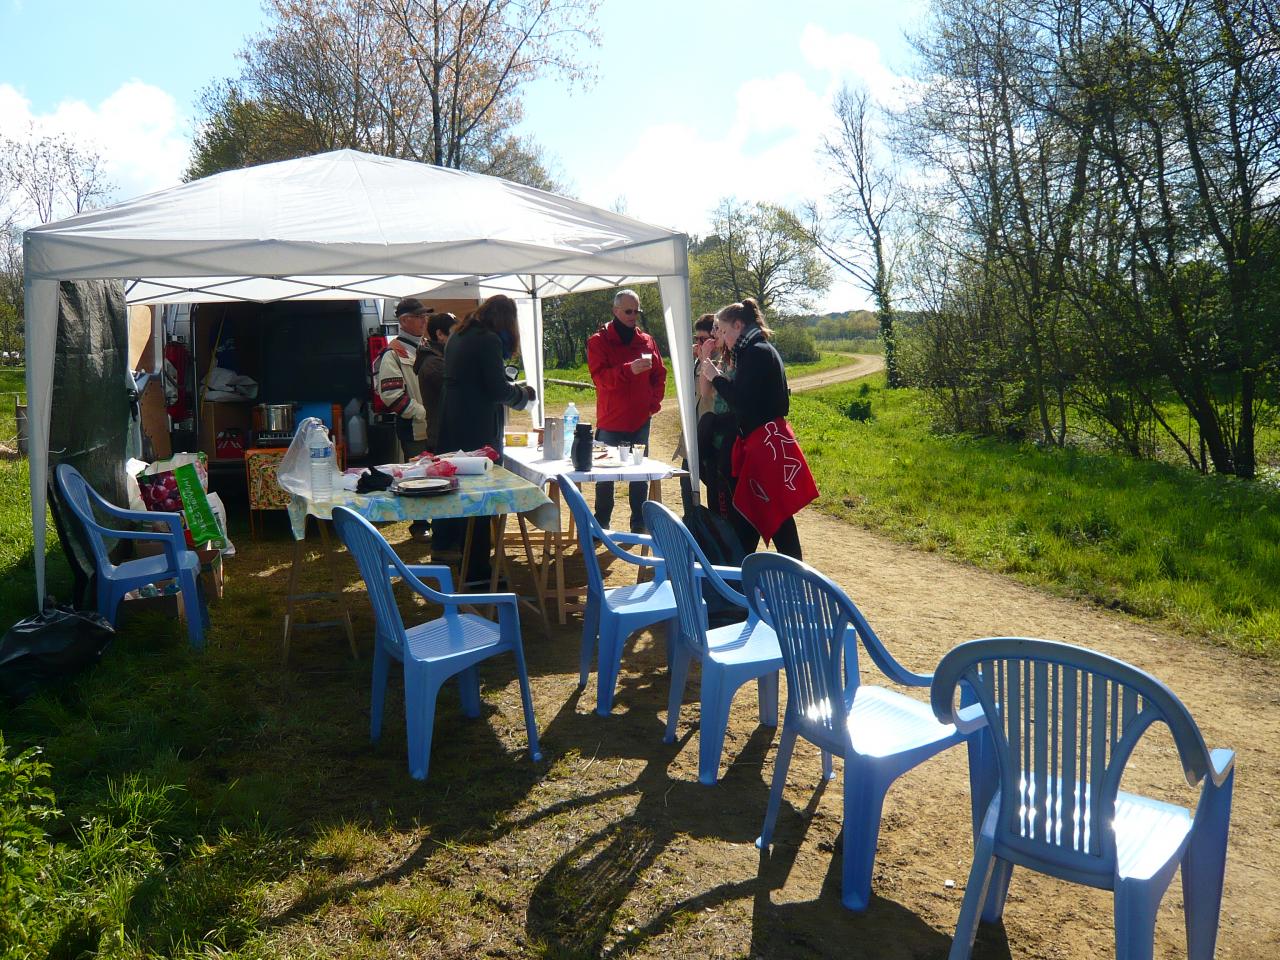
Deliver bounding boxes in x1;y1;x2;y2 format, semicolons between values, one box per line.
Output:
621;308;642;316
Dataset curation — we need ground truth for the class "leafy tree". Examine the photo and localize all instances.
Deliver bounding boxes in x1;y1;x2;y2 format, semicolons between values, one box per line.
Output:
187;0;598;188
693;199;830;317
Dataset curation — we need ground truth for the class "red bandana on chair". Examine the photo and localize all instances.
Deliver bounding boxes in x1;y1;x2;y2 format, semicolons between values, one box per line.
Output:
731;417;819;543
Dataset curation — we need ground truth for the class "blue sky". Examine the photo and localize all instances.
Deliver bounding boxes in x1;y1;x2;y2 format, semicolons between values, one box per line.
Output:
1;0;925;310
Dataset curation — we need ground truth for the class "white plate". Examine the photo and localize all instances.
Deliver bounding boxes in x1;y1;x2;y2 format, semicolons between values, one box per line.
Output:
396;477;453;493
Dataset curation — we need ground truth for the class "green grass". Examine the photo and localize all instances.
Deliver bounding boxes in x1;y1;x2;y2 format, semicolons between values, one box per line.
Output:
813;337;883;354
792;375;1280;655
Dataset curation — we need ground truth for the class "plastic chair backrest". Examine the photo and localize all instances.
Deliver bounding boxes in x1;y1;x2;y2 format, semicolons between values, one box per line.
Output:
931;637;1217;883
741;552;863;748
331;506;408;656
556;476;611;597
644;501;747;658
55;464;113;574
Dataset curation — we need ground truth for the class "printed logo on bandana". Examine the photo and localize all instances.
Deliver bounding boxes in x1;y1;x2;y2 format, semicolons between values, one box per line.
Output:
761;421;803;491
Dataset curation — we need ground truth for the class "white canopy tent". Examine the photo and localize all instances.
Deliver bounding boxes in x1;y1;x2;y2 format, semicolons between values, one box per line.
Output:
24;150;696;602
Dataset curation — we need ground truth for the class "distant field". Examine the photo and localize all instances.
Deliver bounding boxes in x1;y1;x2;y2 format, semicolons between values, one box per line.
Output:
814;337;883;354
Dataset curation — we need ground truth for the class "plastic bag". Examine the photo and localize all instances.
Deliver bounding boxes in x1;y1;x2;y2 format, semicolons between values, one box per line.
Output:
0;601;115;704
278;418;339;499
138;453;227;549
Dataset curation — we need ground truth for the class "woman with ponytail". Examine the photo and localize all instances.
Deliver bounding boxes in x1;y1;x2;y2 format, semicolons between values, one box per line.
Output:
700;298;817;559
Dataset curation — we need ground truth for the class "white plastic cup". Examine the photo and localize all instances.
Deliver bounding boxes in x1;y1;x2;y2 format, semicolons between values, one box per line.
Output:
632;445;644;465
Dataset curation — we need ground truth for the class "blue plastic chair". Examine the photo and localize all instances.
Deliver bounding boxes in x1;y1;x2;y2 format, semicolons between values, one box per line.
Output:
643;500;782;784
931;637;1234;960
741;552;991;911
331;505;542;781
56;462;208;649
558;477;677;716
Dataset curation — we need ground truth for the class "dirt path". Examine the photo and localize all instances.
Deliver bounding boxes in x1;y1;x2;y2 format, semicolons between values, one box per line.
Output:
789;352;884;393
544;390;1280;958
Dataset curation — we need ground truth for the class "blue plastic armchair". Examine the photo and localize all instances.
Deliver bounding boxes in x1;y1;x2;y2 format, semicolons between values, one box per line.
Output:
55;462;207;649
741;552;991;911
558;477;677;716
931;637;1234;960
331;505;541;781
643;500;781;785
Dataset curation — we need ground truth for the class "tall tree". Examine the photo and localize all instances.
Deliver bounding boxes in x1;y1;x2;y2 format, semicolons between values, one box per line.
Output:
809;84;903;385
187;0;598;188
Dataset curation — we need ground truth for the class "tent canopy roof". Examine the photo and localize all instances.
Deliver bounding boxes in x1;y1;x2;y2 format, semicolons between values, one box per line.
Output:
25;149;687;297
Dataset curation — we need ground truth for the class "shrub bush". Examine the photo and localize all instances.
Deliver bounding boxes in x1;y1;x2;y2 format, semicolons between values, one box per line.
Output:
772;325;820;364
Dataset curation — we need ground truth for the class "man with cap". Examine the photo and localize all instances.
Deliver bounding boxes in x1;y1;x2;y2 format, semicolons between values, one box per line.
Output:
376;297;431;539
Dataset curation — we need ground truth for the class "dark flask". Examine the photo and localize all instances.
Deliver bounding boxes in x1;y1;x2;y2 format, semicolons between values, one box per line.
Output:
571;423;594;471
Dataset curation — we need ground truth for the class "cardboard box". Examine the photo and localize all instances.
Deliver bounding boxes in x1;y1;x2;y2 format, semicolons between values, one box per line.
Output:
200;401;254;462
119;590;184;625
133;541;226;601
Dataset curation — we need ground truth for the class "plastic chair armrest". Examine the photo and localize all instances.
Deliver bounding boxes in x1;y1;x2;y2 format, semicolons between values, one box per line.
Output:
858;627;933;687
86;484;162;526
693;564;747;607
598;532;664;569
609;530;651;547
1207;748;1235;787
709;564;743;581
402;563;455;593
952;701;988;734
452;591;520;608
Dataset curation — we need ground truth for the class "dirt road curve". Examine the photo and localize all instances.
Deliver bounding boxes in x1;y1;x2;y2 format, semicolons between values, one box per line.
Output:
790;352;884;393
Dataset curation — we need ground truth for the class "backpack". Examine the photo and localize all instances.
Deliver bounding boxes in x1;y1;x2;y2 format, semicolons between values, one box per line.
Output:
682;505;748;627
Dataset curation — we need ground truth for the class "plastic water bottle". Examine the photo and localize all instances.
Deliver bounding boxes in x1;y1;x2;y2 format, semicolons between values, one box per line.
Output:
308;431;334;501
563;401;580;452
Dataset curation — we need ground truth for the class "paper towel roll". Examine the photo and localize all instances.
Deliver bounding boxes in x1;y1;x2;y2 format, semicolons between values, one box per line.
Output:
447;456;492;475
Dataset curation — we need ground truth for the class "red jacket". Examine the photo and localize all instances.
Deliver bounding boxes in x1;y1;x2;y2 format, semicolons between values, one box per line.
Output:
586;321;667;432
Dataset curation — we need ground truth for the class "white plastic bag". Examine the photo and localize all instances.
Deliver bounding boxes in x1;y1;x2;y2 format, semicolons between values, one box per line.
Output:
278;418;339;499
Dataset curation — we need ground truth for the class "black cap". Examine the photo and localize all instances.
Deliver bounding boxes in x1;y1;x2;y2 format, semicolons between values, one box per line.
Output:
395;297;427;317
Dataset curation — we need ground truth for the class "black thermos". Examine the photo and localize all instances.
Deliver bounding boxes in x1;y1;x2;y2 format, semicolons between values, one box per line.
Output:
571;423;594;471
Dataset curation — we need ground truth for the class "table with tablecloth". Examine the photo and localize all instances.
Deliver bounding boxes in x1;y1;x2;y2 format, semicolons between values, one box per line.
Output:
501;444;687;622
283;465;556;659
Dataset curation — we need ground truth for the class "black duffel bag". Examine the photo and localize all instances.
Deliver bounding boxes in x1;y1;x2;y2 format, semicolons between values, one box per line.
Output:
0;601;115;704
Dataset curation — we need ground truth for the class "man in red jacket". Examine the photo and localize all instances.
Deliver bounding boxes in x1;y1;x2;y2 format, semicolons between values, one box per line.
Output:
586;289;667;532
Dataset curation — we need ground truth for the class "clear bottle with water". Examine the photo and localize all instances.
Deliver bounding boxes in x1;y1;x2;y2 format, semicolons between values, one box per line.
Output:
308;431;334;501
563;401;580;452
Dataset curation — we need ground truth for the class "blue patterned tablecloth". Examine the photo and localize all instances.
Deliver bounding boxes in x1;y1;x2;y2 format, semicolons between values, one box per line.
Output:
288;465;557;539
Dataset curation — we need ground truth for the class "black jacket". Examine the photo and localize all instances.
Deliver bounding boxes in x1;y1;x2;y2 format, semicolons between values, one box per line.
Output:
414;340;447;450
712;325;789;436
435;325;529;452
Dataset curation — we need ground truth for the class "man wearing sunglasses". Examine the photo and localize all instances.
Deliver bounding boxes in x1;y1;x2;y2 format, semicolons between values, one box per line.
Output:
586;288;667;533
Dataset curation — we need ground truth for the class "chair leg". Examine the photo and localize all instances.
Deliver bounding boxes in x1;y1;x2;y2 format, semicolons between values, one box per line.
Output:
664;646;693;744
664;616;677;669
578;595;600;688
840;764;890;911
457;666;482;719
179;570;206;650
403;665;445;781
980;859;1013;923
757;669;779;727
948;831;1001;960
756;722;798;850
1114;878;1162;960
697;667;735;785
509;642;543;764
370;645;391;743
1183;770;1234;960
966;731;998;844
595;618;624;716
821;750;834;781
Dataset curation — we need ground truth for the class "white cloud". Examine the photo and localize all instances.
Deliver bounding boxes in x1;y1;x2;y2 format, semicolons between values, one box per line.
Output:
0;80;191;216
577;23;916;311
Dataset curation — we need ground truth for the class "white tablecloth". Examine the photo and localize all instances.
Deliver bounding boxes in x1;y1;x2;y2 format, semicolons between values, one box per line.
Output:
502;443;686;489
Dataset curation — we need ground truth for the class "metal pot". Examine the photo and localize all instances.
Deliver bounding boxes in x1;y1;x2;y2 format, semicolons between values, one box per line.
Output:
257;403;295;432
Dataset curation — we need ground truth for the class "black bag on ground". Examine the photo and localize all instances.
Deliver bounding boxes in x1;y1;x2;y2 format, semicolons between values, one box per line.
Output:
682;505;748;628
0;601;115;704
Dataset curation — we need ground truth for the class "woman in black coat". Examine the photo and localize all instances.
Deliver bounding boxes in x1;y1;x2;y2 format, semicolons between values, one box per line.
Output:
702;298;816;559
433;295;536;582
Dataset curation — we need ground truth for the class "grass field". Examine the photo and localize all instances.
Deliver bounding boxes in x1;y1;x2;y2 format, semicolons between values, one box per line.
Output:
791;375;1280;655
541;352;857;408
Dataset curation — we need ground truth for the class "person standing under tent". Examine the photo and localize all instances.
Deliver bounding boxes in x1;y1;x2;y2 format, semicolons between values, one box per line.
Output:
415;311;457;453
377;297;432;541
433;295;536;585
702;298;816;559
586;289;667;533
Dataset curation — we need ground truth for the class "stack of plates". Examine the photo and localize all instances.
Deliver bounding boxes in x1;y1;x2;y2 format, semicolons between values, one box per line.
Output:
392;477;457;497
